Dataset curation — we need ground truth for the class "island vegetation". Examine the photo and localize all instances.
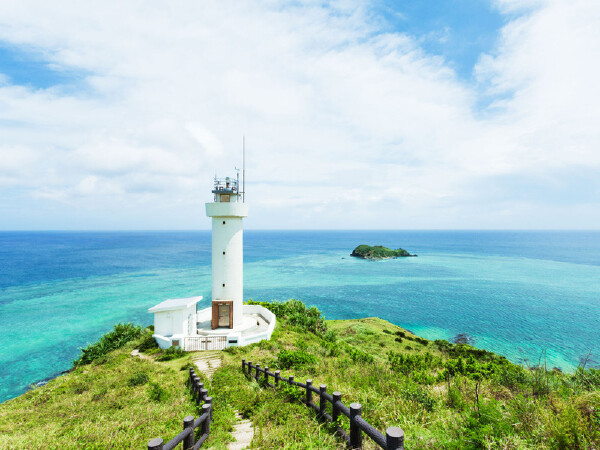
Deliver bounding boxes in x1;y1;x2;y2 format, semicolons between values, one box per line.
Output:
351;244;416;259
2;300;599;449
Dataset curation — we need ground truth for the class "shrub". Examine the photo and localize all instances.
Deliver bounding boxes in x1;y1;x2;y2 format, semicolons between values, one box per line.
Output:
156;346;186;361
138;333;159;352
147;382;167;402
347;347;374;364
74;323;142;366
127;373;149;387
402;383;436;411
276;349;317;369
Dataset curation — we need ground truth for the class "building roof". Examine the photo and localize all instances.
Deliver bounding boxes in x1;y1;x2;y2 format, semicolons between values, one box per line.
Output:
148;296;203;313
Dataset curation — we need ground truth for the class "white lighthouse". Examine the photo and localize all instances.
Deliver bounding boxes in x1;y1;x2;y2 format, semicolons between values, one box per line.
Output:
205;175;248;329
148;161;275;350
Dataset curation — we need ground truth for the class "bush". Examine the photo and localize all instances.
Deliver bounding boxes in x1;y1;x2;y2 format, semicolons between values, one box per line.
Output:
276;349;317;369
156;346;186;361
347;347;374;364
402;383;436;411
127;372;149;387
138;333;159;352
147;382;167;402
74;323;143;366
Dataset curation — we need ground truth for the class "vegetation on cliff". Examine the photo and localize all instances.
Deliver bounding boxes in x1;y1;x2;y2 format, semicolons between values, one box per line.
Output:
351;244;416;259
2;301;600;449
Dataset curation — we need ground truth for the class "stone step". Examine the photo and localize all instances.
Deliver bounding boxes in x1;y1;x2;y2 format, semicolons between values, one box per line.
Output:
228;411;254;450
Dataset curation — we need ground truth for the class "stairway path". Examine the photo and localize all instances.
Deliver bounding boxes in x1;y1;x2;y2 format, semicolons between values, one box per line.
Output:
191;351;222;379
191;352;254;448
228;411;254;450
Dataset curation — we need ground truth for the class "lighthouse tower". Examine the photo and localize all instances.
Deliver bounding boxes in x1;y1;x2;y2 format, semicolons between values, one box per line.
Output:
205;174;248;330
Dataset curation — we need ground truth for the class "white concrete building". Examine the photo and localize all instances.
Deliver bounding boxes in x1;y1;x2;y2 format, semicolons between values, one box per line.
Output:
148;173;275;350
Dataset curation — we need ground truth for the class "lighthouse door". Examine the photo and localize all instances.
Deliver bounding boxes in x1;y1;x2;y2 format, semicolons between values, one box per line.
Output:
218;304;230;327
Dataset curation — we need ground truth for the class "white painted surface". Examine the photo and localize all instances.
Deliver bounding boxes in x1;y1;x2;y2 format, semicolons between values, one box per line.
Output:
205;202;248;218
206;200;248;330
148;296;202;313
148;296;203;348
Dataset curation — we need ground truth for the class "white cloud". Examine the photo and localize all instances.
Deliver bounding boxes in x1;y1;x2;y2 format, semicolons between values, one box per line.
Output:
0;0;599;229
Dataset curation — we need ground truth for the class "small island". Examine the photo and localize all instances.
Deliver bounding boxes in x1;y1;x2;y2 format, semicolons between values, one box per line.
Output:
350;244;417;259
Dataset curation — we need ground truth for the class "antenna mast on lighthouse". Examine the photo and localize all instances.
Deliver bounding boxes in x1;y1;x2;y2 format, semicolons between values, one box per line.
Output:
242;136;246;203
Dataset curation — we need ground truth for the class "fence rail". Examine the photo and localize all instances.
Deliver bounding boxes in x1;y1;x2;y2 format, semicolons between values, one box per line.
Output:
147;368;213;450
241;359;404;450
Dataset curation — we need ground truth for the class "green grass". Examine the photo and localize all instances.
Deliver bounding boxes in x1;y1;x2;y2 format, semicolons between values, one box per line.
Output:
2;301;600;449
0;328;197;449
219;301;600;449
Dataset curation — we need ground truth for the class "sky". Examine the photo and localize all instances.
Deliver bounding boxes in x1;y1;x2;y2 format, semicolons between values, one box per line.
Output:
0;0;599;230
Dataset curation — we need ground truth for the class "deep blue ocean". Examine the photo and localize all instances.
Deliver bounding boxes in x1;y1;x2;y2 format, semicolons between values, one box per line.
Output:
1;230;599;403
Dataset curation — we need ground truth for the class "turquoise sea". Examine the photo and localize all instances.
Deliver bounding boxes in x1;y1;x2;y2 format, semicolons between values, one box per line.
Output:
1;230;599;403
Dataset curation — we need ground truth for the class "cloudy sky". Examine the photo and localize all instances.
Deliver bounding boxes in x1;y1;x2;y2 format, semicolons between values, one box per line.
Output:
0;0;599;230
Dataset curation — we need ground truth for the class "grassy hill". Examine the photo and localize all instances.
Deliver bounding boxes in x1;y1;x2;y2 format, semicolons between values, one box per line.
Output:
2;300;600;449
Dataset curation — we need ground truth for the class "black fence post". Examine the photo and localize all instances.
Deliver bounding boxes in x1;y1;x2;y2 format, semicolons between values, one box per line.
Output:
350;403;362;449
242;359;246;375
201;403;211;438
332;391;341;422
319;384;327;417
288;375;294;385
255;364;260;382
205;396;213;420
275;370;280;387
147;438;164;450
264;366;269;384
183;415;194;449
195;381;204;405
200;388;208;403
386;427;405;450
306;379;313;406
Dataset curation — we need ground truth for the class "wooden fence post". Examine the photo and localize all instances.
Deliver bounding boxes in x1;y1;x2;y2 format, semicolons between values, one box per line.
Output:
319;385;327;417
242;359;246;374
264;366;269;384
350;403;362;449
205;396;213;420
201;403;211;438
200;388;208;403
183;415;194;449
385;427;404;450
332;391;341;422
274;370;280;387
288;375;294;385
147;438;164;450
255;364;260;382
195;381;204;405
306;379;313;406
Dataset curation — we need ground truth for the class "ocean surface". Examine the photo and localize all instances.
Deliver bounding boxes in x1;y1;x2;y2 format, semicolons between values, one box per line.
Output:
1;230;599;403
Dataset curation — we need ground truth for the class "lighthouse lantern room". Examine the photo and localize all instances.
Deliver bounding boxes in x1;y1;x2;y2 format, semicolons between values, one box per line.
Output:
205;175;248;329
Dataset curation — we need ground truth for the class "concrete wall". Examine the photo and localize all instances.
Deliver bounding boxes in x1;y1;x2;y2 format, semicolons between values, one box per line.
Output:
237;305;277;346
